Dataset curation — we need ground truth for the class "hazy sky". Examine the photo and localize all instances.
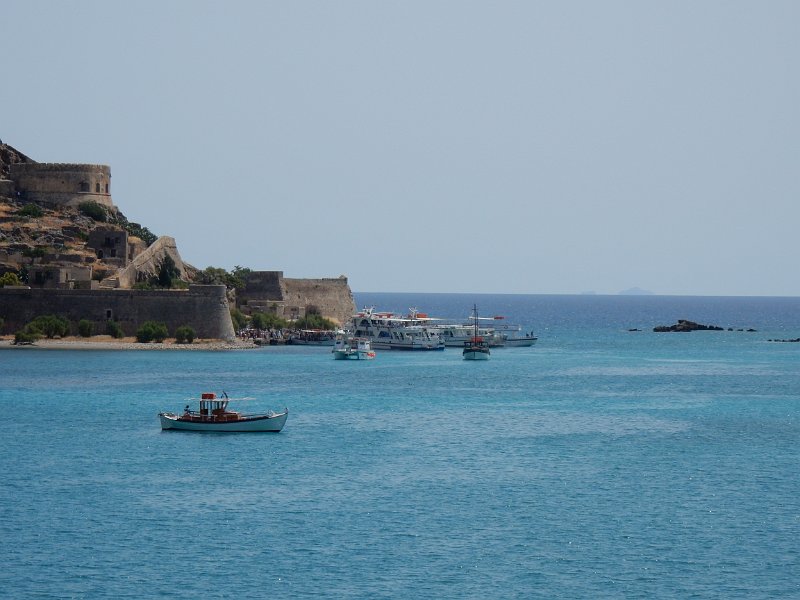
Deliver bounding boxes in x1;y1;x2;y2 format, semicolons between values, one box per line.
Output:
4;1;799;295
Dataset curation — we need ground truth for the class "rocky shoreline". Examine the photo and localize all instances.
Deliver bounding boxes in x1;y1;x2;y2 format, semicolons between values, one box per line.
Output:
0;335;257;351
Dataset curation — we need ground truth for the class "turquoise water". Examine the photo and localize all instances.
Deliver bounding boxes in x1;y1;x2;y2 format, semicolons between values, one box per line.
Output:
2;294;799;598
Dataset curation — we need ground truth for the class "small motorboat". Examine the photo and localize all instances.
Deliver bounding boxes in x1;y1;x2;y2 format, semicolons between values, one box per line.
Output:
332;332;376;360
159;392;288;432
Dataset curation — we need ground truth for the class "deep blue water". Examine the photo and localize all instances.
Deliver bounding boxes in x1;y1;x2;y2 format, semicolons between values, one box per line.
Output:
1;294;799;598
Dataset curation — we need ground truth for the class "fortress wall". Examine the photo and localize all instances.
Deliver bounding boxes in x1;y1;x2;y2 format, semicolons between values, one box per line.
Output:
282;276;355;325
9;163;114;208
113;236;187;288
0;179;14;197
0;284;235;340
238;271;285;315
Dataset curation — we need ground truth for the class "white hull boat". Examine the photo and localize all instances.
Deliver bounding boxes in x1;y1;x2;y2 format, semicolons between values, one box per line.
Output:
502;334;538;347
350;307;445;351
332;334;376;360
159;393;288;432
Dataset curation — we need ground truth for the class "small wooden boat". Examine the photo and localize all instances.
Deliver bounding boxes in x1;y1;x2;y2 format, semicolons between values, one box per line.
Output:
159;392;288;432
463;305;491;361
332;332;376;360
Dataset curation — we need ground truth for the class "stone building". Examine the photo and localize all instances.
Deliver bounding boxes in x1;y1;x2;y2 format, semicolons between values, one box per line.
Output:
87;226;129;266
27;265;93;289
7;163;114;208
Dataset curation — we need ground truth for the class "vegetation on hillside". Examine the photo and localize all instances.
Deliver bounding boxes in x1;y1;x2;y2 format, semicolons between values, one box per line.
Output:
197;265;251;291
0;272;22;287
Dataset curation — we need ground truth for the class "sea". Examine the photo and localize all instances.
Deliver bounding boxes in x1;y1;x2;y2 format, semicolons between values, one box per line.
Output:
1;293;799;599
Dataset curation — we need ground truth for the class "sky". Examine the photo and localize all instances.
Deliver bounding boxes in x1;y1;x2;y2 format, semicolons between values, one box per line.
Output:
3;1;799;295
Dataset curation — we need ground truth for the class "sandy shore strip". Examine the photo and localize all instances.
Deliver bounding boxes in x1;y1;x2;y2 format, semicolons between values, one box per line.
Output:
0;335;257;351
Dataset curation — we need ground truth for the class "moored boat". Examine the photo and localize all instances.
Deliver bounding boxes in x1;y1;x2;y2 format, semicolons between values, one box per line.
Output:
332;332;376;360
286;329;336;345
159;392;288;432
349;307;445;350
463;305;491;361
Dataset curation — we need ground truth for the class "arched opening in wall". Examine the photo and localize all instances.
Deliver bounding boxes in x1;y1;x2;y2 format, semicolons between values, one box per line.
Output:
105;183;109;193
79;181;89;192
95;183;101;193
106;309;113;320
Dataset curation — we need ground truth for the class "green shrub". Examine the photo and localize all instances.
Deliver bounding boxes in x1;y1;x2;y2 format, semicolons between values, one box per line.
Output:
251;311;289;330
174;325;196;344
136;321;169;343
19;203;44;218
77;319;94;337
230;308;247;332
27;315;70;338
294;313;337;331
78;200;107;222
106;320;125;338
22;247;46;259
14;330;40;344
0;272;22;287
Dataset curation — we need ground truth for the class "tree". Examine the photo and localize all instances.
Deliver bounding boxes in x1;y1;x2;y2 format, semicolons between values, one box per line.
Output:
157;255;180;288
174;325;196;344
294;313;336;331
251;311;289;330
18;203;43;218
230;266;251;290
0;272;22;287
14;330;40;345
77;319;94;337
230;308;247;332
197;267;229;286
136;321;169;343
26;315;70;338
106;320;125;339
78;200;107;222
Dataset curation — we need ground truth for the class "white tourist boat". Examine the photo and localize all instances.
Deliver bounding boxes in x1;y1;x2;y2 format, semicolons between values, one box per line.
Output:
332;332;376;360
159;392;288;432
490;322;538;347
432;322;505;347
349;307;445;350
463;305;491;360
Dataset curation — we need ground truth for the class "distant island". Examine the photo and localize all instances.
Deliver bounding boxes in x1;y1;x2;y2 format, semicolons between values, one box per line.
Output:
619;287;654;296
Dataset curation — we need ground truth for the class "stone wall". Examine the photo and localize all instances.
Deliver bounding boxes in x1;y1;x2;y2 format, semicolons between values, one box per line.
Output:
282;276;355;325
237;271;355;325
9;163;114;208
237;271;284;315
111;236;187;288
0;284;235;340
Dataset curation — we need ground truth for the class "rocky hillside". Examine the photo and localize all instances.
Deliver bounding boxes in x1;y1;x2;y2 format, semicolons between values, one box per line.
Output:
0;141;194;286
0;195;133;281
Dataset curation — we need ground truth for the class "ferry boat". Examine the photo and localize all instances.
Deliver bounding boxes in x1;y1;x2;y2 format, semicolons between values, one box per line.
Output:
349;307;445;351
433;322;505;347
463;305;491;360
158;392;288;432
332;332;376;360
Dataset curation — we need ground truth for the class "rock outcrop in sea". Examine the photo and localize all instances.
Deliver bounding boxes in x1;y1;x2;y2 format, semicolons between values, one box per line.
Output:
653;320;724;332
